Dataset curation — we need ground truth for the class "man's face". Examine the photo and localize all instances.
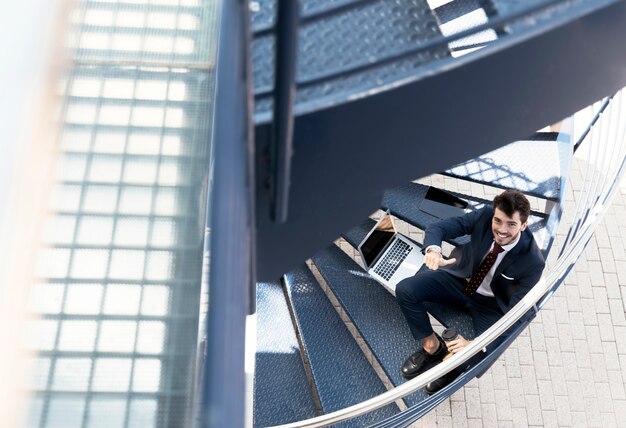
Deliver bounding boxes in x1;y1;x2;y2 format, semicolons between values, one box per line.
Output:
492;207;527;246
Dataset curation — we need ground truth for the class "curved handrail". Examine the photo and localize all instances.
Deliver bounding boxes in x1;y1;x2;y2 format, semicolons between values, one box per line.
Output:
267;91;626;428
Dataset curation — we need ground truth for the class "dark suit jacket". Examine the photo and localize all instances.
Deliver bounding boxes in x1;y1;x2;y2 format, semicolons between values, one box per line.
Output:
423;206;545;314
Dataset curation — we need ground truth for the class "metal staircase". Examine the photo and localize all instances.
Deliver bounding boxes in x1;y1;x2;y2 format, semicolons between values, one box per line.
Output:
200;1;626;427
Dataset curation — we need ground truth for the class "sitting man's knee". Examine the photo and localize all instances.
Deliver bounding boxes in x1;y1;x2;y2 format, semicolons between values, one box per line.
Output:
395;277;415;303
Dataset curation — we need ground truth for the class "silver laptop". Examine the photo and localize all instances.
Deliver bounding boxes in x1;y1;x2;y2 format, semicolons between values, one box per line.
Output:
358;212;424;295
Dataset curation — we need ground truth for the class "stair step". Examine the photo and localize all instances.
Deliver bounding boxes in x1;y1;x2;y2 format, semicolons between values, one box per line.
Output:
252;0;448;119
443;131;572;201
311;245;427;406
432;0;501;55
254;282;317;427
284;265;398;426
341;217;376;248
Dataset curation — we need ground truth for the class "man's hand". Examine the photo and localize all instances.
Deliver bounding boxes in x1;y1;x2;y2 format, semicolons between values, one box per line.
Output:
424;249;456;270
446;335;472;354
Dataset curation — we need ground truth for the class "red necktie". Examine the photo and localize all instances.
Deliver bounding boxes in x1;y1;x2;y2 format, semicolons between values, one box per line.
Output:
465;243;504;296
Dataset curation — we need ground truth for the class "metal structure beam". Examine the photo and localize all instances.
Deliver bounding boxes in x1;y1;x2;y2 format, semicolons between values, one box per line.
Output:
255;0;626;281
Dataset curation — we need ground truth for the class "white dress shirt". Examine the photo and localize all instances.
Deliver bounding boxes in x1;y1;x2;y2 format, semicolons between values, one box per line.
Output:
475;233;521;297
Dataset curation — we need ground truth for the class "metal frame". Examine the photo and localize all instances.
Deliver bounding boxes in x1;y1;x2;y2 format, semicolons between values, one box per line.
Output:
254;0;626;282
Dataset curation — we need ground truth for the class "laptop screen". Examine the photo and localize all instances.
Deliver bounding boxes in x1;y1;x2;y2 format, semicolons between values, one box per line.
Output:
360;214;395;268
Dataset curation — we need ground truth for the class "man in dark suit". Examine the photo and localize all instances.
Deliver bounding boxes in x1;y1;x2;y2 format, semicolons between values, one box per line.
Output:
395;190;545;393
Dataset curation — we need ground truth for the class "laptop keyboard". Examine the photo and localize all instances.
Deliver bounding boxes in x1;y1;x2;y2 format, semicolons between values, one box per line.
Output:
373;239;412;281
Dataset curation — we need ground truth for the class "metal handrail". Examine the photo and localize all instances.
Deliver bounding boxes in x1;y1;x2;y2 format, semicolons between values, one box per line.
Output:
268;93;626;428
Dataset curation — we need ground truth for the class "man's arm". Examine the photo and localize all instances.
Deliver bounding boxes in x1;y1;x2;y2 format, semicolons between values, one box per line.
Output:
423;206;491;249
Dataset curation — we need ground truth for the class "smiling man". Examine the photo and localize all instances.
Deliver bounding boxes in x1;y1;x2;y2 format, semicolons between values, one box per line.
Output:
395;189;545;394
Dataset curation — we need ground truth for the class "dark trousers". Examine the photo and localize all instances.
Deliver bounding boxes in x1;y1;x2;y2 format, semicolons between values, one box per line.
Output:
396;270;505;362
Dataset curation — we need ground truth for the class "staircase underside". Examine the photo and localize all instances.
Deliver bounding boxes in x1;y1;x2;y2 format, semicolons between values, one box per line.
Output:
255;0;626;282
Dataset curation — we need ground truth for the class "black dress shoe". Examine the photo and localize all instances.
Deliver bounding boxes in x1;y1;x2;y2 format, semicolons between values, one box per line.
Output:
400;334;448;379
424;370;462;395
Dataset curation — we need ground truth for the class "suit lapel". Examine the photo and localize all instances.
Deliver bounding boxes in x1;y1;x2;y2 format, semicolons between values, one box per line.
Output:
494;230;529;278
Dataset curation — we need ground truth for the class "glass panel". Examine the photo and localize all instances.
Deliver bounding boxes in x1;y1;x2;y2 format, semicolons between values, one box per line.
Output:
57;154;88;181
83;185;120;213
92;358;133;391
111;34;143;52
175;36;194;54
150;219;175;247
123;159;158;184
116;11;146;28
145;251;172;280
25;396;44;428
23;320;58;351
164;107;184;128
178;14;198;31
132;359;161;392
115;218;150;246
50;184;82;212
146;12;177;29
98;320;138;352
61;130;92;152
80;32;110;50
168;81;186;101
132;106;165;127
76;216;114;245
93;132;127;154
99;105;132;126
119;187;153;214
65;284;103;314
70;77;102;97
102;79;135;99
89;155;124;183
58;321;98;351
27;357;51;390
52;358;92;391
140;285;169;316
109;250;146;279
135;80;168;100
84;9;115;27
28;283;65;314
103;284;141;315
144;36;174;54
36;249;71;278
127;133;161;155
136;321;165;354
127;399;157;428
71;249;110;279
42;215;76;244
87;398;127;428
161;134;181;155
66;103;98;124
154;188;178;215
158;160;180;185
47;397;86;428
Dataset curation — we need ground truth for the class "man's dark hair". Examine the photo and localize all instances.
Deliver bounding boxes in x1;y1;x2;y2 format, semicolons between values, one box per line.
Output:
493;190;531;224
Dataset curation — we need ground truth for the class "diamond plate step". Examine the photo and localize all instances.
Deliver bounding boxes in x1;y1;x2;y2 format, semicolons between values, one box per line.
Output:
254;282;317;427
252;0;448;119
443;131;573;201
341;217;376;248
284;265;398;426
311;244;427;406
